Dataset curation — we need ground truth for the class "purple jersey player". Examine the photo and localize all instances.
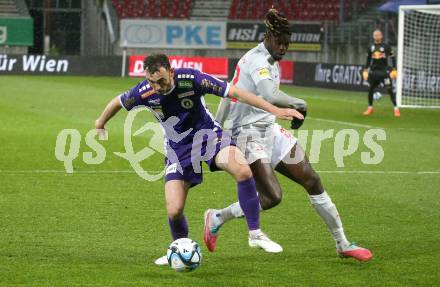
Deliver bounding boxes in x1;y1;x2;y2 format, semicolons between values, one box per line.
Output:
94;54;303;265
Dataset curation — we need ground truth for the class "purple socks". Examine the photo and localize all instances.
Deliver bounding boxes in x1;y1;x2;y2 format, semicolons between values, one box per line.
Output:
237;177;260;231
168;216;189;240
167;177;260;238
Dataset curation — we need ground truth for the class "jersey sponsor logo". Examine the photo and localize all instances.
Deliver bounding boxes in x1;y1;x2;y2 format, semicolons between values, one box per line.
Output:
177;91;195;98
180;98;194;109
178;80;193;88
141;89;155;99
148;98;161;105
258;68;270;77
200;79;223;94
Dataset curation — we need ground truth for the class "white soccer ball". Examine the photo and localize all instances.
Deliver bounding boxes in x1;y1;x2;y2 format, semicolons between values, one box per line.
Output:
166;238;202;272
373;91;383;101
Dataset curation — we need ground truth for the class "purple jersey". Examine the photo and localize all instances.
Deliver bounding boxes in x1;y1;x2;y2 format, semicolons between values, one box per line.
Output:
119;68;230;146
119;68;233;186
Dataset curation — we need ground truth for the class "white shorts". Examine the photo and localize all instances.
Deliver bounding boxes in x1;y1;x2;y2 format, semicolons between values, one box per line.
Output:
232;123;297;168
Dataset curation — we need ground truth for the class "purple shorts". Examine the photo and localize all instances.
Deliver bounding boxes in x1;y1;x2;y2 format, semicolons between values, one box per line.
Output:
164;129;235;187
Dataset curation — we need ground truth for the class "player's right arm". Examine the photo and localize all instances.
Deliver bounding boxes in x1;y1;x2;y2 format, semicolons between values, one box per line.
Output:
363;47;372;81
95;96;122;130
365;47;372;69
95;82;149;130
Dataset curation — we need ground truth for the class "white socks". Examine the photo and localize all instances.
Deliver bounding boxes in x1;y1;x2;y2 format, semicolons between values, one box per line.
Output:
216;191;350;249
249;229;262;238
218;201;262;225
309;191;350;248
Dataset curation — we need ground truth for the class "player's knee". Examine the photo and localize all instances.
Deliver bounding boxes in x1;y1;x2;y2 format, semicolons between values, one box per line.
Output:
302;172;322;193
167;204;184;219
267;189;283;208
234;165;253;182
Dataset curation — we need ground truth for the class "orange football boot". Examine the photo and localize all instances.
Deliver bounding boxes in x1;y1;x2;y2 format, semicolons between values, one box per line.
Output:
363;107;374;116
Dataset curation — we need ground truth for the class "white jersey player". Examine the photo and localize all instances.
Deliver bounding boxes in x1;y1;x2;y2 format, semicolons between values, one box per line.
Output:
203;8;373;262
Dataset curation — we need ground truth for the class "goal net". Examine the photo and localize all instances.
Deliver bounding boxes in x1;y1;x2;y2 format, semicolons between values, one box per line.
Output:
396;5;440;108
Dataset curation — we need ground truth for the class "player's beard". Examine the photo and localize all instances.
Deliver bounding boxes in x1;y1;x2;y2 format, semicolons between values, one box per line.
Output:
268;48;285;61
271;52;284;61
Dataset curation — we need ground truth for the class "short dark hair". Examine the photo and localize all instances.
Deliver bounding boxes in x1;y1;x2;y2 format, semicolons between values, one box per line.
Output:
143;54;171;73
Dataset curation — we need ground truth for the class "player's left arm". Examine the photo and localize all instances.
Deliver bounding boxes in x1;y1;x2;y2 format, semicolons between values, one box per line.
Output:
256;79;307;111
194;69;303;120
387;44;397;79
227;85;303;121
387;44;397;68
255;79;307;129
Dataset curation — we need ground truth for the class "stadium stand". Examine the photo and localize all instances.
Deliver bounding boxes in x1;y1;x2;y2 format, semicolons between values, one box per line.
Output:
0;0;19;16
190;0;231;20
110;0;377;23
111;0;193;19
228;0;371;22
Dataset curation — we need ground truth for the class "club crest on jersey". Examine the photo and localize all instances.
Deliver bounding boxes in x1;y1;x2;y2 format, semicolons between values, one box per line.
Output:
380;47;384;52
178;80;193;89
181;98;194;109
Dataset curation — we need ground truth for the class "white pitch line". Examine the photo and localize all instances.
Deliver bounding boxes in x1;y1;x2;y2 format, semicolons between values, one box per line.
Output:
0;170;439;175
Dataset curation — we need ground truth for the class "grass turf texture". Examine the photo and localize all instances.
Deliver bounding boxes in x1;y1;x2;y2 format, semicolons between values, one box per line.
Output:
0;76;439;286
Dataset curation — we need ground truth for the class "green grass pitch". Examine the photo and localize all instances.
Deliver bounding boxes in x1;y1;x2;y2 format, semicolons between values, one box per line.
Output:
1;76;439;286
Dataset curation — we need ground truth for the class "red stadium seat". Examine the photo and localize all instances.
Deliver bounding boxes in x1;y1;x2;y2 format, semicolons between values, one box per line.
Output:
226;0;354;22
112;0;192;19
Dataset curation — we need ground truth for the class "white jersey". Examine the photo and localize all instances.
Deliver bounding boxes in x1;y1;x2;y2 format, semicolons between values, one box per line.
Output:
228;42;280;130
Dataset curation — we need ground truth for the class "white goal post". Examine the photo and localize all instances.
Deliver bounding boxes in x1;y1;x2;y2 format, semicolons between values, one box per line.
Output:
396;5;440;108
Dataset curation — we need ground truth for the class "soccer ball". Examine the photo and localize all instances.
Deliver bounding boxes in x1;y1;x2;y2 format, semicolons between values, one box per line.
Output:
373;91;383;101
166;238;202;272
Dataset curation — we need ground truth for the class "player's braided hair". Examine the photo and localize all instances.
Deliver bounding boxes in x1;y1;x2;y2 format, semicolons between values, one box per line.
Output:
264;8;292;39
